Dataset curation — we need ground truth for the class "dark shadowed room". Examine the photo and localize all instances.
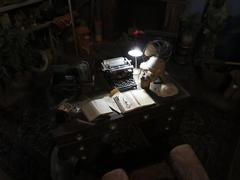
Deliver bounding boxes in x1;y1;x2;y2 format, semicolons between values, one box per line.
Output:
0;0;240;180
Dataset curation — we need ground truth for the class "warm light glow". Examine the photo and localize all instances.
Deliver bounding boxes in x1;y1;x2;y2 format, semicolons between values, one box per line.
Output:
128;48;143;57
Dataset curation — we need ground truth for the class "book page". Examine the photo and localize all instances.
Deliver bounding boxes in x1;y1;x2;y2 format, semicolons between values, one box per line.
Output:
92;99;113;115
81;99;112;121
104;96;121;113
81;101;100;122
113;91;140;113
131;89;156;107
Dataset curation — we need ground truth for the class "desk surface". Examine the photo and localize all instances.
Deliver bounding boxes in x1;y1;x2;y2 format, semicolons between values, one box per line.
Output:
53;71;190;144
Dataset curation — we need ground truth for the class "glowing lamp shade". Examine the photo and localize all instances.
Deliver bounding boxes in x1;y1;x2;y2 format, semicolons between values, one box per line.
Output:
128;48;143;74
128;48;143;57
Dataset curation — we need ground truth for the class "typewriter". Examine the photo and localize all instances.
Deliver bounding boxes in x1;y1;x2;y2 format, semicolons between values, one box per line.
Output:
101;57;137;91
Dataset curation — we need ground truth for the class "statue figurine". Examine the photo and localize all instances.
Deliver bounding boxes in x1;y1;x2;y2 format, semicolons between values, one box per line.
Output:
139;39;178;97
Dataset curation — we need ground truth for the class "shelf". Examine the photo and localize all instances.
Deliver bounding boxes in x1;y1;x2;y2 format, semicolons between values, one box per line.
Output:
0;0;43;13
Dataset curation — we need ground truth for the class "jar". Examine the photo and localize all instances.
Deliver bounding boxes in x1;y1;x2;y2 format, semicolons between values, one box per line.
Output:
141;74;151;89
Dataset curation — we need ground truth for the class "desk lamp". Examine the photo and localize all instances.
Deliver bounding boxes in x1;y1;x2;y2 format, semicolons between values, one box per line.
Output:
140;39;178;97
128;48;143;75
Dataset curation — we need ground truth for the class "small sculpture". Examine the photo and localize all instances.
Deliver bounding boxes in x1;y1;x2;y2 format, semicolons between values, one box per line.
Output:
140;39;178;97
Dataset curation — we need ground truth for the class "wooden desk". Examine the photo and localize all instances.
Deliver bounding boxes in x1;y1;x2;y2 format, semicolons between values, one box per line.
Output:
52;72;190;176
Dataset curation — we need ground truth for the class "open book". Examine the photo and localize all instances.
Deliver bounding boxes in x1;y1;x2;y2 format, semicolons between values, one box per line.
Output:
81;89;156;121
81;99;113;122
110;89;156;113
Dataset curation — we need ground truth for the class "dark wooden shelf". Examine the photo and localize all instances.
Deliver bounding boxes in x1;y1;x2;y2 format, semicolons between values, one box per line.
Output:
0;0;43;13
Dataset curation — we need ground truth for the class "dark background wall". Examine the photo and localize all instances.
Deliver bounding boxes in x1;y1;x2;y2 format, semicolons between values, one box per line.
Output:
227;0;240;17
185;0;240;17
184;0;240;60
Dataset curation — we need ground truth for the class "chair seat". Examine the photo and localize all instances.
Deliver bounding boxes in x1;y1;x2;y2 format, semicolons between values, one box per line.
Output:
130;162;175;180
102;144;210;180
102;169;129;180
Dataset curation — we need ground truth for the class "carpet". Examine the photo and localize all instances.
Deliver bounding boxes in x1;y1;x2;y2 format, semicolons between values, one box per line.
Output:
169;98;239;180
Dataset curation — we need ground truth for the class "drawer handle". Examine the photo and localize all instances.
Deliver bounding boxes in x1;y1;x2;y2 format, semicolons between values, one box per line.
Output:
79;146;85;151
170;106;176;111
143;114;150;120
164;126;170;131
109;123;117;130
76;134;83;141
81;155;87;160
168;117;173;121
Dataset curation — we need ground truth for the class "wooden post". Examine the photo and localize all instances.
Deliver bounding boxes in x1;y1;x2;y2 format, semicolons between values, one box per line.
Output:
164;0;186;33
102;0;118;40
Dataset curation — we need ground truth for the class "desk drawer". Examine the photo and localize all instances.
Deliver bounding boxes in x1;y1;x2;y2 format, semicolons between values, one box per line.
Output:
57;136;104;163
58;124;149;163
137;110;183;140
129;103;181;123
54;117;129;145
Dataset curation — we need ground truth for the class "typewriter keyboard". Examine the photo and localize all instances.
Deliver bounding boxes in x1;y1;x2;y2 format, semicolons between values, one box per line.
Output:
113;78;137;91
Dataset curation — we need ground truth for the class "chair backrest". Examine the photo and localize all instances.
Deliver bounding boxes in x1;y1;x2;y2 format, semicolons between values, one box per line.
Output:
102;144;210;180
169;144;210;180
102;169;129;180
